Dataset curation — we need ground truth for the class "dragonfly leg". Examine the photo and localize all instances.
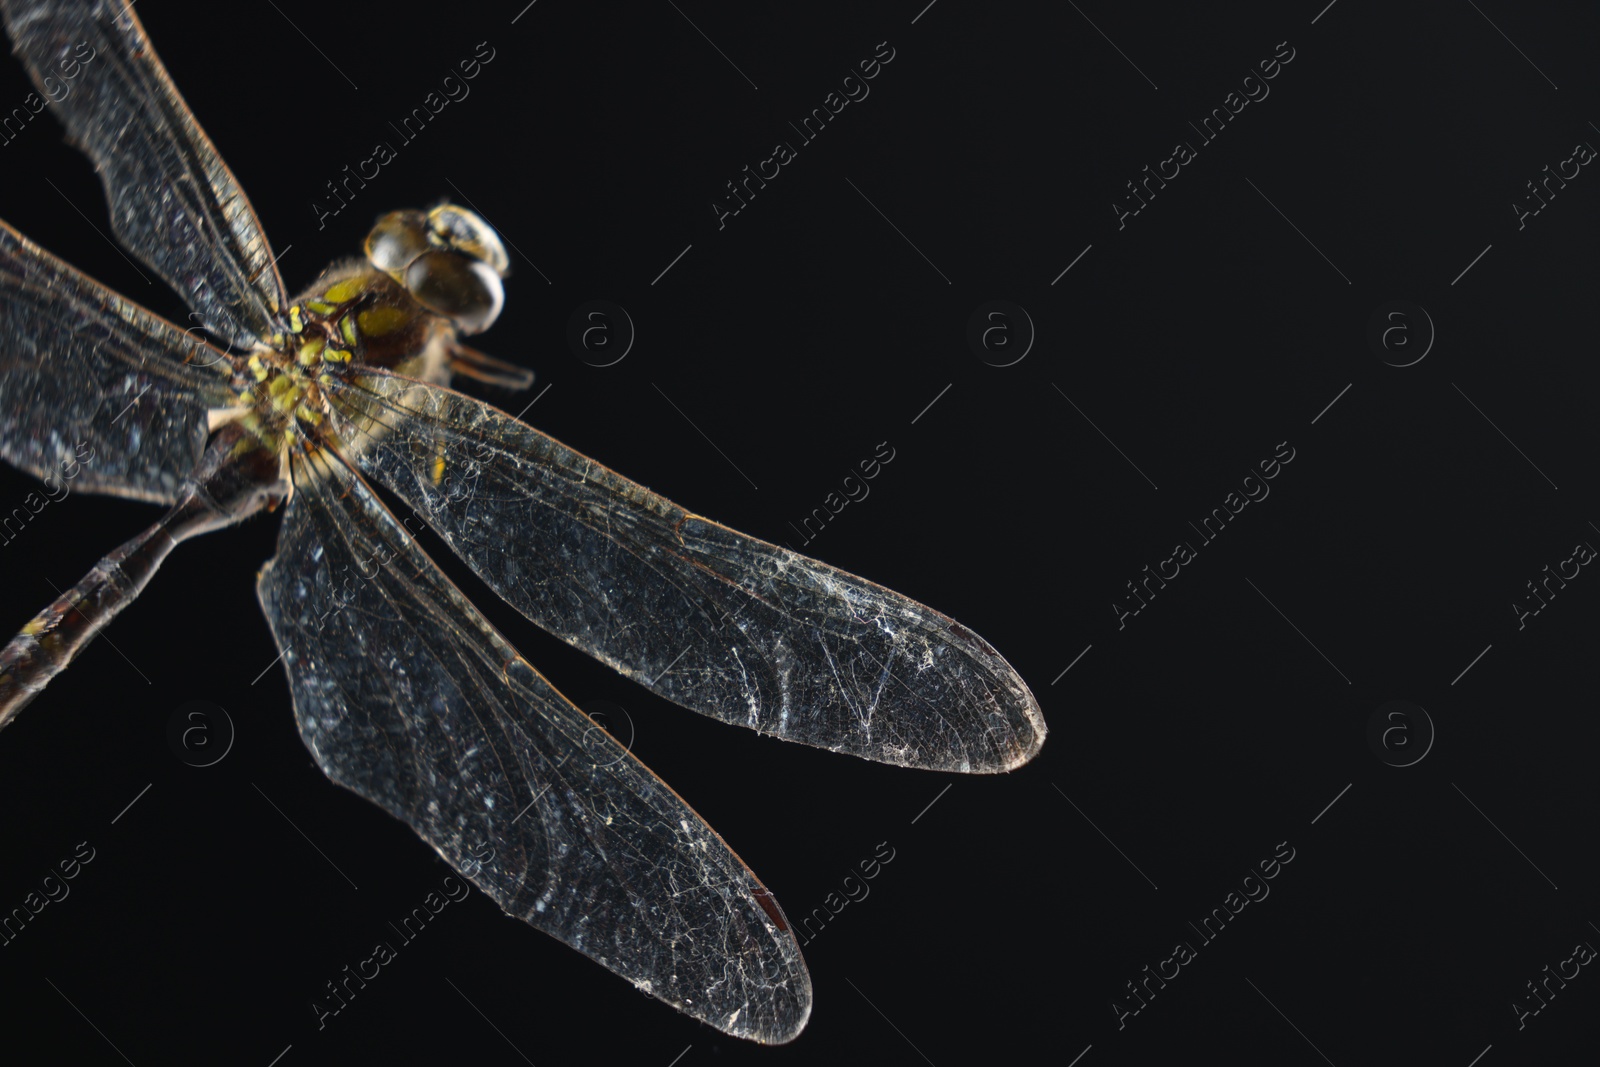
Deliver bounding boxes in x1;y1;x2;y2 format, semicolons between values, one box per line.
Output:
448;343;535;390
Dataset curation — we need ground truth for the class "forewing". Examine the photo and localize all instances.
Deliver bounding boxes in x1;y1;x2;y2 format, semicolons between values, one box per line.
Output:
255;447;811;1043
326;372;1045;773
0;218;236;502
1;0;285;348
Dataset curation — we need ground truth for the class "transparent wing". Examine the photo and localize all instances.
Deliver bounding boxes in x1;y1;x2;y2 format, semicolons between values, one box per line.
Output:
255;446;811;1044
0;217;237;502
325;371;1045;773
1;0;284;348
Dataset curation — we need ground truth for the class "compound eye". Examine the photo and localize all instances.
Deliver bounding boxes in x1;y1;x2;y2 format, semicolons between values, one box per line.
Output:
404;250;504;334
427;204;510;277
365;210;431;274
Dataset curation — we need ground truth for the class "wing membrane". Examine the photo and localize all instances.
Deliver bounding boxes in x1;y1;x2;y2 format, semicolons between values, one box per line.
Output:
256;446;811;1043
0;218;236;501
326;372;1045;773
1;0;284;347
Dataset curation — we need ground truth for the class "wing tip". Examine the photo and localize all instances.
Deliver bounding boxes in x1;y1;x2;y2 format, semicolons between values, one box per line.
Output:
980;687;1047;774
874;680;1045;774
699;966;812;1045
937;619;1047;772
742;982;813;1045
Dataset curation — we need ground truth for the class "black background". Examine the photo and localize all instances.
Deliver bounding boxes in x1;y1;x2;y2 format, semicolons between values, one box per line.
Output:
2;1;1598;1063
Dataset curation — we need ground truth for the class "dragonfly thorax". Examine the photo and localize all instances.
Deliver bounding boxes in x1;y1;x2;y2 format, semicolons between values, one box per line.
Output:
228;265;453;454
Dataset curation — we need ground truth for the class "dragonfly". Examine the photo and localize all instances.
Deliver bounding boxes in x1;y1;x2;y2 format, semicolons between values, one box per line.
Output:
0;0;1044;1043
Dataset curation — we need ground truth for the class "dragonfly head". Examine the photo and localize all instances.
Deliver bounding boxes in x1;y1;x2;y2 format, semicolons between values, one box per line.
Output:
363;205;509;335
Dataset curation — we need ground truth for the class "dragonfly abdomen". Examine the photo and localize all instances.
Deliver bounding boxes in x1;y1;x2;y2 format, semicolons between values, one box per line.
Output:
0;515;180;725
0;425;285;729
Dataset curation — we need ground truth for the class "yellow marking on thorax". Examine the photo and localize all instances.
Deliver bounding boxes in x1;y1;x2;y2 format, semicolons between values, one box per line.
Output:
358;305;410;337
323;278;364;303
